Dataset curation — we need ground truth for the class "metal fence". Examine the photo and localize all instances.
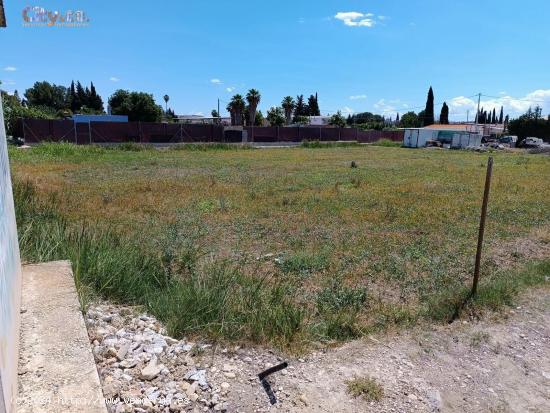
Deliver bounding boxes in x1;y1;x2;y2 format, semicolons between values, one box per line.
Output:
17;119;404;145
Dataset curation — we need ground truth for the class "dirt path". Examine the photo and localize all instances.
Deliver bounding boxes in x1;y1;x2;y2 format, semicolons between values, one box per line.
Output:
220;288;550;413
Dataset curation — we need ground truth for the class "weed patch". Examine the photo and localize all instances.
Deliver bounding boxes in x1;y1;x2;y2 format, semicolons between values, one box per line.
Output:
346;376;384;402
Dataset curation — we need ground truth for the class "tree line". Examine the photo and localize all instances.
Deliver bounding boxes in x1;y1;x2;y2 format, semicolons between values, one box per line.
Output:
223;91;321;127
0;79;177;136
508;106;550;142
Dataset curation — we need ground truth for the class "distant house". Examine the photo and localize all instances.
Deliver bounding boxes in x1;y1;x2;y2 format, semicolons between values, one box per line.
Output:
403;125;482;149
175;115;231;126
308;116;331;126
423;123;504;137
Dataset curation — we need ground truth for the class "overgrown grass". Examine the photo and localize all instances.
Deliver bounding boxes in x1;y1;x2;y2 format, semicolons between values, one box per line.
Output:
425;260;550;321
10;143;550;350
369;138;402;147
171;143;254;151
300;140;361;148
14;181;305;349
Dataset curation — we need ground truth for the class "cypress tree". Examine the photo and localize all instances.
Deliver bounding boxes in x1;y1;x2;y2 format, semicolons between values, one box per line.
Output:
491;108;496;124
499;106;504;124
69;80;78;112
307;94;320;116
294;95;307;119
89;82;104;111
439;102;449;124
423;86;435;126
75;81;86;112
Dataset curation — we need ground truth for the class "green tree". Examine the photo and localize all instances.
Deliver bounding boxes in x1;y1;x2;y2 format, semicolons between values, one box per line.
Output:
439;102;449;124
400;111;420;128
2;90;55;137
245;89;261;126
108;89;163;122
329;111;346;128
422;86;435;126
76;81;87;109
24;81;67;110
307;93;320;116
281;96;295;125
499;106;504;124
254;110;264;126
226;94;245;126
87;82;104;112
266;106;285;126
294;95;308;120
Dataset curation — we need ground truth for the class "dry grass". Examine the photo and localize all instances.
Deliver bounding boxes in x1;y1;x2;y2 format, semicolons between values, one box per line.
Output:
9;143;550;346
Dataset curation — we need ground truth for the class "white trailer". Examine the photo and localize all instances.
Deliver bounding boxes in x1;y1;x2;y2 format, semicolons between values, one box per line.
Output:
402;129;438;148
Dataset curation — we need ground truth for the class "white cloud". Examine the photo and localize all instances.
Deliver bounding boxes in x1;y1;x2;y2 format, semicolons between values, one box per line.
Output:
349;94;367;100
374;99;398;116
210;78;222;84
1;79;16;86
341;106;355;114
109;76;120;82
448;90;550;118
3;66;17;72
378;15;387;21
226;87;235;93
334;11;376;27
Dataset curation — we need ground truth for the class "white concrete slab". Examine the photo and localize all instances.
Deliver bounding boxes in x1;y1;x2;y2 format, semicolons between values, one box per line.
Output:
17;261;107;413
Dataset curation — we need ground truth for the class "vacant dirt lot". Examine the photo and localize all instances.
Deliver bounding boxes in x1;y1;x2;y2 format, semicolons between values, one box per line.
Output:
221;288;550;412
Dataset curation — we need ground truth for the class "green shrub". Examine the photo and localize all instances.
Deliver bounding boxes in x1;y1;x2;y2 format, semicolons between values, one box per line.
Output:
346;376;384;402
276;251;329;276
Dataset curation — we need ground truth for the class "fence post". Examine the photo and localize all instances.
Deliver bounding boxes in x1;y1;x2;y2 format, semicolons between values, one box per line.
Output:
276;126;280;141
471;157;494;296
88;122;92;144
74;121;77;144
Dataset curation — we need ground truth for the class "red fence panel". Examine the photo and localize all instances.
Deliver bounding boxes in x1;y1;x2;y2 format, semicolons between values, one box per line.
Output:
244;127;278;142
19;118;403;145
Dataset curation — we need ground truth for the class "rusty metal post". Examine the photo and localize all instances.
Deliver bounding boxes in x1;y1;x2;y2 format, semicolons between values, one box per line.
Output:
472;156;493;296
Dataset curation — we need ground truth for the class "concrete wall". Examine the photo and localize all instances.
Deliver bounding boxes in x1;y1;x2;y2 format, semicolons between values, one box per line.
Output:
0;94;22;413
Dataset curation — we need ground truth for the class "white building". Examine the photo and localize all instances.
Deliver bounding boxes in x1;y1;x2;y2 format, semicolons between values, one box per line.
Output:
403;125;482;149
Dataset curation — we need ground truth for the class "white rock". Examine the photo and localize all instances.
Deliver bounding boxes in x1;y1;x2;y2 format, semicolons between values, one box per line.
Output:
140;357;161;380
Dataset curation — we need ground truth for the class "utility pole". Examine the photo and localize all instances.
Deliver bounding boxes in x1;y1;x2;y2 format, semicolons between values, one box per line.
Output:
466;110;469;123
474;93;481;125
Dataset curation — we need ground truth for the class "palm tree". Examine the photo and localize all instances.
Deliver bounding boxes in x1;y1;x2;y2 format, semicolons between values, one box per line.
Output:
226;94;245;126
281;96;295;125
245;89;261;126
163;94;169;113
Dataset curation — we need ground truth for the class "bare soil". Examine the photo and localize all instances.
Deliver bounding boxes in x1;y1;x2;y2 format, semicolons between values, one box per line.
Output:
221;288;550;412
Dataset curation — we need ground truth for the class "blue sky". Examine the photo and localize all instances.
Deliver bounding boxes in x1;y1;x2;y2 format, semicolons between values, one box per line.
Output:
2;1;550;120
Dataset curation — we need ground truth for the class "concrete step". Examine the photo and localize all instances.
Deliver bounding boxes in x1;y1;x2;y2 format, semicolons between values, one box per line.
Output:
17;261;107;412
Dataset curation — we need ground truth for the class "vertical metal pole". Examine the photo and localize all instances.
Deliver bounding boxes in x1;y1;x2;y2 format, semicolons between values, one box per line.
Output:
88;122;92;144
475;93;481;125
472;156;493;296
